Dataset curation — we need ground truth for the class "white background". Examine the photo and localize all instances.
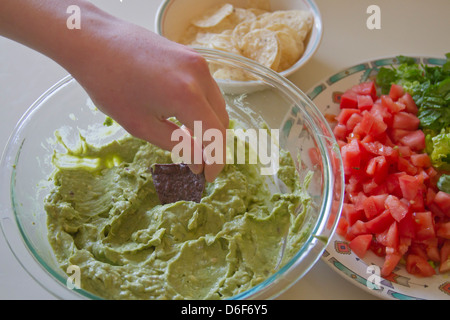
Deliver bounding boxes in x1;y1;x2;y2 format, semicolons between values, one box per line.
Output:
0;0;449;300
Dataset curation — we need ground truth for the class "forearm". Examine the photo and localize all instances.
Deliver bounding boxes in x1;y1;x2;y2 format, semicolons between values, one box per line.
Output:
0;0;121;72
0;1;229;181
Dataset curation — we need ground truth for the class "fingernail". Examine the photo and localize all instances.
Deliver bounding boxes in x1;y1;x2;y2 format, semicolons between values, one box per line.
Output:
188;163;204;175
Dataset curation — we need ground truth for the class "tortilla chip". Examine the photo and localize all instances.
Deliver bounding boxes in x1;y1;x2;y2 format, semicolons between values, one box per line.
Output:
151;164;205;205
192;3;234;28
241;29;280;69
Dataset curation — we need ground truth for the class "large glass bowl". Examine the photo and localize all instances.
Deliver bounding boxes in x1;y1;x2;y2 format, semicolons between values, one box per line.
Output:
0;48;343;300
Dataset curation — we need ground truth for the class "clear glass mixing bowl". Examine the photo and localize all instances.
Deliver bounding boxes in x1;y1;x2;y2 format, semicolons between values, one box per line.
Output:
0;48;343;300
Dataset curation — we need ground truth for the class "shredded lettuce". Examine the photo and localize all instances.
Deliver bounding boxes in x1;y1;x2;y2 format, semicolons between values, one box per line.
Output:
426;128;450;171
376;54;450;192
376;54;450;132
438;174;450;193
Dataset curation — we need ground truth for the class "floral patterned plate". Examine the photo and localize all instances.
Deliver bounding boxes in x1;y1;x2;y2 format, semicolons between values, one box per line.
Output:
307;56;450;300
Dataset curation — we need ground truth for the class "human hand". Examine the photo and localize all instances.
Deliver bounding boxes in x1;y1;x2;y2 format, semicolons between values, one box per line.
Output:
66;21;229;182
0;0;228;181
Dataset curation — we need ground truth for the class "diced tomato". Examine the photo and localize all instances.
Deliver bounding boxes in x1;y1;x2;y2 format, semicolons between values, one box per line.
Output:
346;177;362;195
346;113;363;132
398;236;412;255
356;111;387;137
371;102;393;126
333;81;449;277
351;81;377;100
392;112;420;130
333;124;347;141
376;222;399;250
409;242;429;260
385;195;409;222
429;203;446;219
340;90;358;109
361;141;395;158
409;188;425;212
388;128;411;144
362;196;378;220
413;211;435;241
398;174;420;201
377;132;395;147
389;84;405;101
369;115;388;137
433;191;450;215
370;238;386;257
397;157;418;175
426;188;436;205
382;95;405;114
371;194;388;213
337;140;346;149
357;94;374;111
308;147;321;167
341;138;361;174
415;168;429;184
353;192;370;212
336;108;361;125
385;172;404;198
336;216;349;238
399;130;426;152
398;211;416;238
349;234;373;258
423;238;440;262
342;203;365;226
426;166;438;178
381;251;402;277
346;220;368;241
406;254;436;277
436;222;450;239
362;179;380;195
365;156;388;184
410;153;431;168
397;145;412;158
398;93;419;115
365;209;395;234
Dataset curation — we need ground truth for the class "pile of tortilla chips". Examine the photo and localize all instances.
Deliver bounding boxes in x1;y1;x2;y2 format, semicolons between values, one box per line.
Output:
179;2;314;81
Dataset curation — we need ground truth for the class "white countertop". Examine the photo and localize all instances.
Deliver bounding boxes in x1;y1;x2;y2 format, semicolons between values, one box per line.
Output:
1;0;448;300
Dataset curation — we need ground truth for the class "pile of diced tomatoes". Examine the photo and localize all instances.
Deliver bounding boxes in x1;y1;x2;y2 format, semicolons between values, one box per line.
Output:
333;81;450;277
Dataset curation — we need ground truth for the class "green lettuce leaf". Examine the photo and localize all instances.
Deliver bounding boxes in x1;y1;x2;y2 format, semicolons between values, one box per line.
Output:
426;128;450;170
437;174;450;193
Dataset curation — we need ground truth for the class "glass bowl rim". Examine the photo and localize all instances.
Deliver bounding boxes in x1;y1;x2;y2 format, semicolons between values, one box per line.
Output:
0;47;344;300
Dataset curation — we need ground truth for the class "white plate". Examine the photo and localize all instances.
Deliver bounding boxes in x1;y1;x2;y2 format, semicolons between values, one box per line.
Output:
308;55;450;300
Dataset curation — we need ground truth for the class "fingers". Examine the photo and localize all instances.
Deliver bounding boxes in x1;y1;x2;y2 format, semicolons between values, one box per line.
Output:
205;77;229;130
128;118;203;171
178;47;229;130
127;46;229;182
179;125;203;175
174;94;228;183
180;62;229;181
124;87;228;182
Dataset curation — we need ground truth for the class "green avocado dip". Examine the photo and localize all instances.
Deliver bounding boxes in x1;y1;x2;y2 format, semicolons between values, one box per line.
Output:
44;129;314;300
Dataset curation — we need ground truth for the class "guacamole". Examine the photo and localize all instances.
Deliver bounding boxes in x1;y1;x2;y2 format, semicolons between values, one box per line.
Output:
44;133;313;300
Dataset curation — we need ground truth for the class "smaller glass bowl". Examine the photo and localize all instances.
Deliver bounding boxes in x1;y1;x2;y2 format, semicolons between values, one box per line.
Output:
0;48;343;300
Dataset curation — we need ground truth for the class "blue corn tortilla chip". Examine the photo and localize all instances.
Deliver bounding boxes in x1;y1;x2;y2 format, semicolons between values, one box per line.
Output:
151;163;205;205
